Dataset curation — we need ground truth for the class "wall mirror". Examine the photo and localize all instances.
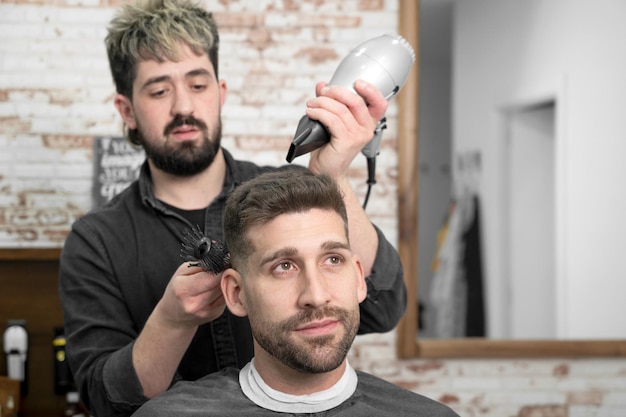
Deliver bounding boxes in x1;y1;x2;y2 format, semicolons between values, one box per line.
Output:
396;0;626;357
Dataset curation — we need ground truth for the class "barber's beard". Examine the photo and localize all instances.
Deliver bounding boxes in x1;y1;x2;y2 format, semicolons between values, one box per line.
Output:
136;114;222;177
251;306;360;374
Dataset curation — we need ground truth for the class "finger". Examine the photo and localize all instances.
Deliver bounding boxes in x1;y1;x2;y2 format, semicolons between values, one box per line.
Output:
306;95;352;131
197;296;226;323
207;293;226;309
315;81;328;97
176;270;222;299
314;80;388;122
194;271;223;293
353;79;388;121
311;84;376;132
186;278;225;315
175;261;205;277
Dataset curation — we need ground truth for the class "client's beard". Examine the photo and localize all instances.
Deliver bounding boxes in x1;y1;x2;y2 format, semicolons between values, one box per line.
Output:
252;306;359;374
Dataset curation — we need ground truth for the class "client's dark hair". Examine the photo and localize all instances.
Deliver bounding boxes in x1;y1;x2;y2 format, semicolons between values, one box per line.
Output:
223;169;348;270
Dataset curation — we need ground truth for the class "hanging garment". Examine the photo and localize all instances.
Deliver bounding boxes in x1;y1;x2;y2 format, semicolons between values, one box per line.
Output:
429;200;467;338
462;194;486;337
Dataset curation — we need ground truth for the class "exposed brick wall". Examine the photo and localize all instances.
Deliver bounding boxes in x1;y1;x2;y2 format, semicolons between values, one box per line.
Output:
1;2;625;417
0;0;400;247
349;337;626;416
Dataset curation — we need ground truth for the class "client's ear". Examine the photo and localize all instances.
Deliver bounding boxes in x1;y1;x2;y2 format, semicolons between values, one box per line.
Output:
221;268;248;317
353;256;367;304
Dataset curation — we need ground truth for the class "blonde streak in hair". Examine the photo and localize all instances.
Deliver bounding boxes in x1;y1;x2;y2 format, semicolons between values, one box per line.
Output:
142;11;211;62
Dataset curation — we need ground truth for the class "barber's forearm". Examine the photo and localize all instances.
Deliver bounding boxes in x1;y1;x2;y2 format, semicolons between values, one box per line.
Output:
336;176;378;276
132;309;197;398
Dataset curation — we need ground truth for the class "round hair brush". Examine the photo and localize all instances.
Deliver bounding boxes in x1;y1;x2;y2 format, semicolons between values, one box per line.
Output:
180;226;231;274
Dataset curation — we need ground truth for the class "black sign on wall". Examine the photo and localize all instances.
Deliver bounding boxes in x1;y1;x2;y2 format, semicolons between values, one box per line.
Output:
92;136;145;207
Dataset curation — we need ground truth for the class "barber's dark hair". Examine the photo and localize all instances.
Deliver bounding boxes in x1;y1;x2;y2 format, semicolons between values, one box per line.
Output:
105;0;220;100
224;169;348;271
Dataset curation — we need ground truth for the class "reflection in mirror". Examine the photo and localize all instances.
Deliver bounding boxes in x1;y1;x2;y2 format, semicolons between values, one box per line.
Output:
397;0;626;355
416;0;454;339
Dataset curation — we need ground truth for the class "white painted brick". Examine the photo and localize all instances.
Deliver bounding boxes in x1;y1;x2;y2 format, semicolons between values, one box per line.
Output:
221;105;262;120
0;102;17;118
0;232;17;245
586;376;626;391
569;359;626;376
450;376;507;391
4;135;44;148
53;163;93;179
483;390;568;405
570;405;626;417
360;13;399;30
442;359;558;377
592;392;626;406
14;102;67;118
57;150;92;164
41;55;109;72
22;195;72;211
52;7;114;25
260;105;302;120
2;22;55;40
29;118;97;135
66;103;114;119
12;148;62;163
0;4;27;22
6;178;57;194
200;0;260;13
0;195;19;206
14;163;55;178
0;39;35;56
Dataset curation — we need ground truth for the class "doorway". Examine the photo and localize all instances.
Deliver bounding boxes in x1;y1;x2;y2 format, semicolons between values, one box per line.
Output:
501;101;556;339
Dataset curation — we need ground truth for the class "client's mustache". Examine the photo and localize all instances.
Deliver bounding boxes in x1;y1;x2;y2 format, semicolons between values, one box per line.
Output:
164;114;208;136
284;306;351;331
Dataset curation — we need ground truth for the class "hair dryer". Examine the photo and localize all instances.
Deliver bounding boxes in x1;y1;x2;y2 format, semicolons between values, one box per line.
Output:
4;320;28;395
286;33;416;163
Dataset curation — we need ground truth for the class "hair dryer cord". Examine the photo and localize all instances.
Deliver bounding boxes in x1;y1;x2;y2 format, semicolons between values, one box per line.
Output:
363;156;377;209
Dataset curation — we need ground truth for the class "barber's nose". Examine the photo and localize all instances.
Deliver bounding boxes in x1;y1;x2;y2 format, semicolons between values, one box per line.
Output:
172;89;194;116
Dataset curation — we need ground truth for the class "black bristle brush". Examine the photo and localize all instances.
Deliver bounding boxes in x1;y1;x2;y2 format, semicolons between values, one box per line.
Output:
180;225;231;274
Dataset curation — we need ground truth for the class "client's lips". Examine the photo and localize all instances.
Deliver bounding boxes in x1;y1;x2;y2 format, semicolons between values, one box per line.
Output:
296;319;339;336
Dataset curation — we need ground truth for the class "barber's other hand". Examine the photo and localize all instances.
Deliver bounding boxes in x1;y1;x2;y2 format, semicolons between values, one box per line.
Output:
155;262;226;329
306;79;388;178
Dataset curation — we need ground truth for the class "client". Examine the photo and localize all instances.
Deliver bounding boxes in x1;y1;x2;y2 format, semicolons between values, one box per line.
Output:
132;169;459;416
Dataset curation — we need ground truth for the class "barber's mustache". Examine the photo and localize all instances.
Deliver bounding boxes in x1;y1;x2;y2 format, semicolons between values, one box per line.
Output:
164;114;208;136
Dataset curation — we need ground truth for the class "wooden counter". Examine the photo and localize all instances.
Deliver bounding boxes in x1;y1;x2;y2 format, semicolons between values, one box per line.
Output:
0;249;67;417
